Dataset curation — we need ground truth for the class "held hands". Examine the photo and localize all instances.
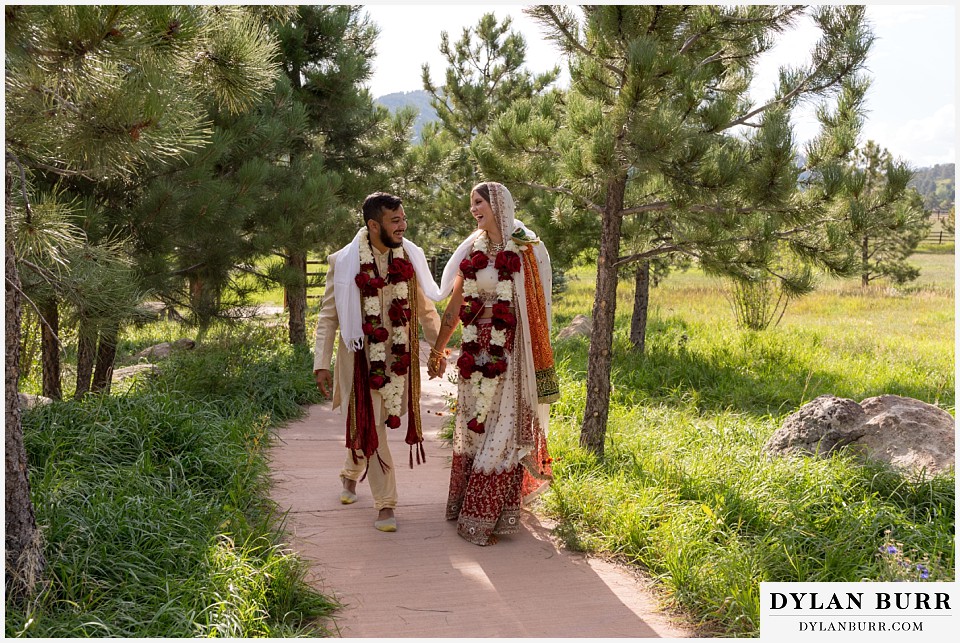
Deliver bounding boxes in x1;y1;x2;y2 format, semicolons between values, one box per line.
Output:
427;347;448;379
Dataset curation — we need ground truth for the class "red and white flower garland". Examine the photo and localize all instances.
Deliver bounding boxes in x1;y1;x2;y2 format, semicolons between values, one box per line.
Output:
456;232;522;433
354;228;415;430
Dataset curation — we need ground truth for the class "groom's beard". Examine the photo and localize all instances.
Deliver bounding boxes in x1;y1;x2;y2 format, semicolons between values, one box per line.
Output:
380;226;402;249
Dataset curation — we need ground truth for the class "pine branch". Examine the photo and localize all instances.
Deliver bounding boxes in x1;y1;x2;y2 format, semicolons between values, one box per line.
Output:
169;262;206;276
679;32;704;55
537;6;626;83
698;48;727;67
26;160;94;179
16;257;61;285
234;263;272;279
613;216;848;267
721;58;829;131
518;180;603;214
614;243;682;266
5;151;34;223
721;6;806;28
620;201;672;216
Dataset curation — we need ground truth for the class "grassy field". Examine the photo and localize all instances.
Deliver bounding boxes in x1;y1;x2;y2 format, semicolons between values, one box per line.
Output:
543;249;954;635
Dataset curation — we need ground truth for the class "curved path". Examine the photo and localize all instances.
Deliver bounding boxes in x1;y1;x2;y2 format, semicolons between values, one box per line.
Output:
269;342;696;638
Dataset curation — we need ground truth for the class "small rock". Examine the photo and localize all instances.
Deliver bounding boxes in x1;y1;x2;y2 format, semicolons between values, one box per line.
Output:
18;393;52;409
557;314;592;341
135;338;196;360
112;363;160;382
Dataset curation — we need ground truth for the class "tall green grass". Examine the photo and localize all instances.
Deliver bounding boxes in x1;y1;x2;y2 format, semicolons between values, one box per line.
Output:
6;325;336;637
545;254;954;635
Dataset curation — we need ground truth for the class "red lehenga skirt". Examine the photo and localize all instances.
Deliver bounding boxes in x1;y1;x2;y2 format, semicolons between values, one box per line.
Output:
445;319;551;546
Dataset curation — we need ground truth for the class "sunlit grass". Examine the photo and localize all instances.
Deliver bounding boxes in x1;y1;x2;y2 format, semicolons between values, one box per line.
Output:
7;325;337;637
544;251;954;635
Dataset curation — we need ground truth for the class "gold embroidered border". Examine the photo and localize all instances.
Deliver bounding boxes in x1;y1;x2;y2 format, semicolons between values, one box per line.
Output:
535;366;560;403
408;273;422;442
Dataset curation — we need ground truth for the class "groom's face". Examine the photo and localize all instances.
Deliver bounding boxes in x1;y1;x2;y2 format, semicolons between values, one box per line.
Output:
373;205;406;249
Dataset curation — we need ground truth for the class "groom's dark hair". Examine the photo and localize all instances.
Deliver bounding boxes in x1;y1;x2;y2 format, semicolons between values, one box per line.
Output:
362;192;403;225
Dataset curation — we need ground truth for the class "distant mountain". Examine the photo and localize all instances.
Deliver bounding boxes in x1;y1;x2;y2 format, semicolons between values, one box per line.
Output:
374;89;438;141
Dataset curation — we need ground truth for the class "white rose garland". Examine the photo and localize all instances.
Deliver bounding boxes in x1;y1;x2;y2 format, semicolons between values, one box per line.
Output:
455;230;522;433
356;227;413;430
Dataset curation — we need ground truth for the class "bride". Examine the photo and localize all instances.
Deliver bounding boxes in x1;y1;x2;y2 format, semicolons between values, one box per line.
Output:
427;181;559;546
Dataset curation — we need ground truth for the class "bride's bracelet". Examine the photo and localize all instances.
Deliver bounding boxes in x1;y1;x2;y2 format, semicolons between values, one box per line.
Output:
429;347;446;360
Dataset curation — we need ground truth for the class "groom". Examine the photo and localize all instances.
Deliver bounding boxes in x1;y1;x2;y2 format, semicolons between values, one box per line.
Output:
313;192;442;532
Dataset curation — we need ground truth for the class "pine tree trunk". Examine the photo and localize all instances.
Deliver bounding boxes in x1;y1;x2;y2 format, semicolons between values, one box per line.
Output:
629;260;650;353
74;318;96;399
579;176;626;458
91;321;118;394
40;297;62;400
286;251;307;345
189;273;217;341
5;193;44;601
861;235;870;287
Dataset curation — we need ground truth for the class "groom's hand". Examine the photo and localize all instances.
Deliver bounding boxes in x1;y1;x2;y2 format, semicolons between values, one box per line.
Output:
315;369;332;397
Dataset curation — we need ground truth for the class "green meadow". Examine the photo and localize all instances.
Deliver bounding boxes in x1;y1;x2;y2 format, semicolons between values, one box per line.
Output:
544;249;954;635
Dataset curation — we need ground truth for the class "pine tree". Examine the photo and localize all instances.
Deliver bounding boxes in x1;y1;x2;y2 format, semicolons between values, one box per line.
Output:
409;12;571;269
5;4;280;598
423;12;559;143
475;5;899;457
845;141;929;286
268;6;388;343
128;73;309;339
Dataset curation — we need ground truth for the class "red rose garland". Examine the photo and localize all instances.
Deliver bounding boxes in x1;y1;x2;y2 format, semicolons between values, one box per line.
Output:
354;229;415;429
456;232;522;433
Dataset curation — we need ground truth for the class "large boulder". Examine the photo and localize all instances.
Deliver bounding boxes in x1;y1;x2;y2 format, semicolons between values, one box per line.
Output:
764;395;867;456
765;394;955;477
853;395;955;477
557;314;592;341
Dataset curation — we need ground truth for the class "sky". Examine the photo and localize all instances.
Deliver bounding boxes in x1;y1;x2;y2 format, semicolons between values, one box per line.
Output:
362;3;957;169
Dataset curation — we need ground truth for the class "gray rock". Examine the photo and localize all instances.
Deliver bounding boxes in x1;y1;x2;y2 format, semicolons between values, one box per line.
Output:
18;393;52;409
853;395;955;477
135;338;195;360
765;395;867;456
112;363;160;381
766;394;955;477
557;314;592;341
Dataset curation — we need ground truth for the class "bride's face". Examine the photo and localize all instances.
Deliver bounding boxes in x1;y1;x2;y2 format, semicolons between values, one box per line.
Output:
470;191;497;235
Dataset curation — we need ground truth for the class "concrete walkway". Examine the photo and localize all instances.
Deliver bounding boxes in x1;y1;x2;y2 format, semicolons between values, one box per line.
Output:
269;343;695;638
